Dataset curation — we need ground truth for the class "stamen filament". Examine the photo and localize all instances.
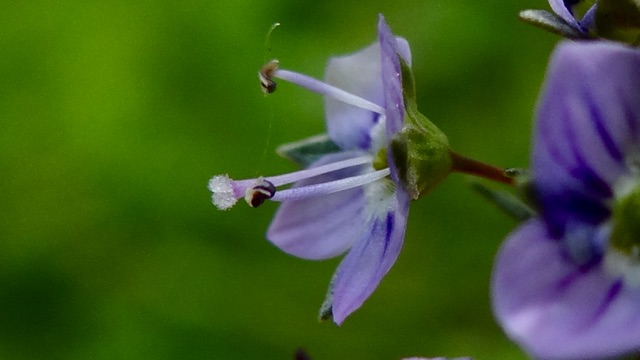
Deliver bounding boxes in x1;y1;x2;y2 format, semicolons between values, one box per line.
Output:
274;69;385;115
271;168;391;201
234;154;372;190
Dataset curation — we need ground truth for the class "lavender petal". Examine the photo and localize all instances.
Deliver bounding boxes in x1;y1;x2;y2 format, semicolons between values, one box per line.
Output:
324;42;384;151
267;152;370;260
330;186;410;324
378;14;406;139
533;41;640;232
492;220;640;360
324;31;411;151
548;0;583;31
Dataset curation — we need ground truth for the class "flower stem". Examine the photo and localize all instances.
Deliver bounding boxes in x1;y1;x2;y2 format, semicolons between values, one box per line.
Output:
450;151;514;186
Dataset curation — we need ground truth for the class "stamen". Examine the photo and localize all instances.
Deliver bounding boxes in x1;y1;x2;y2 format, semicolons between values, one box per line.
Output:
271;168;390;202
268;68;385;114
209;155;373;210
233;154;372;190
244;178;276;207
259;60;279;94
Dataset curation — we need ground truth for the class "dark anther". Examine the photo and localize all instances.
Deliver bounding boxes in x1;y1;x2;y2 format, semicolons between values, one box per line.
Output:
259;60;279;94
246;179;276;208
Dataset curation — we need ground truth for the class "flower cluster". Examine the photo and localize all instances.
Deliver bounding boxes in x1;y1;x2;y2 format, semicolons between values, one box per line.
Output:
209;1;640;359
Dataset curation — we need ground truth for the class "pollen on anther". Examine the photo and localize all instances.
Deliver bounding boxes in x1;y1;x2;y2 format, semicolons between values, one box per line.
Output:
209;175;238;211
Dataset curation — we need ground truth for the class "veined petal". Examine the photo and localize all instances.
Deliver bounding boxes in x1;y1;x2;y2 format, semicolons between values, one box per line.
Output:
378;14;408;182
493;220;640;360
378;14;406;140
267;151;371;260
330;183;410;325
324;32;411;151
580;4;597;30
533;41;640;234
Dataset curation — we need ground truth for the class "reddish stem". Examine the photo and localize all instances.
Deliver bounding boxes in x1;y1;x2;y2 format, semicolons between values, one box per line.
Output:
450;151;514;186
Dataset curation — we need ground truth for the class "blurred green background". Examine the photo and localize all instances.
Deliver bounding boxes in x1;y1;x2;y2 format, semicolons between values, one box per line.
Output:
0;1;557;359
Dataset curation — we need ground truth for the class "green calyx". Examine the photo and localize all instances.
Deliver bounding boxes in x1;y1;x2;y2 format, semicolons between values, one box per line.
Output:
596;0;640;45
610;182;640;254
387;58;452;199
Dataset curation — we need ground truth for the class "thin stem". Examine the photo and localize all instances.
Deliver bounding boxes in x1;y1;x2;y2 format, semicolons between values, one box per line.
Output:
450;151;515;186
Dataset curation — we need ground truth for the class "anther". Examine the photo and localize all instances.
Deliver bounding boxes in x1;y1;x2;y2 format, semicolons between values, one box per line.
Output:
245;178;277;207
259;60;279;94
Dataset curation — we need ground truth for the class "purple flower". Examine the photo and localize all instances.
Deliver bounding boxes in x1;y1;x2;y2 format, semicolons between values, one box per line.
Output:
210;15;415;324
492;41;640;359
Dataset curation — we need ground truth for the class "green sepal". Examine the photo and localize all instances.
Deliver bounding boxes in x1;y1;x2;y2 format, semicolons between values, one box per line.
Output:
469;181;536;222
518;9;588;39
317;274;336;322
276;134;341;168
389;58;452;199
596;0;640;45
469;168;538;222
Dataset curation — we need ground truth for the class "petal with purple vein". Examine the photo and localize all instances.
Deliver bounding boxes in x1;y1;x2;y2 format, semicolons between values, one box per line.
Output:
492;219;640;359
330;185;410;324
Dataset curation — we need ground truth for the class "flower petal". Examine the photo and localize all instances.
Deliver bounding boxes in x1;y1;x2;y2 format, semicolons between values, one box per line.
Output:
378;14;411;183
266;151;370;260
533;41;640;235
548;0;583;31
493;220;640;359
580;4;597;30
330;184;410;324
324;32;411;151
378;14;406;140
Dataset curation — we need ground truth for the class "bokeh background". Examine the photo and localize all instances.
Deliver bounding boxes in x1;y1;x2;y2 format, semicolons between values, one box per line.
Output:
1;1;558;359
